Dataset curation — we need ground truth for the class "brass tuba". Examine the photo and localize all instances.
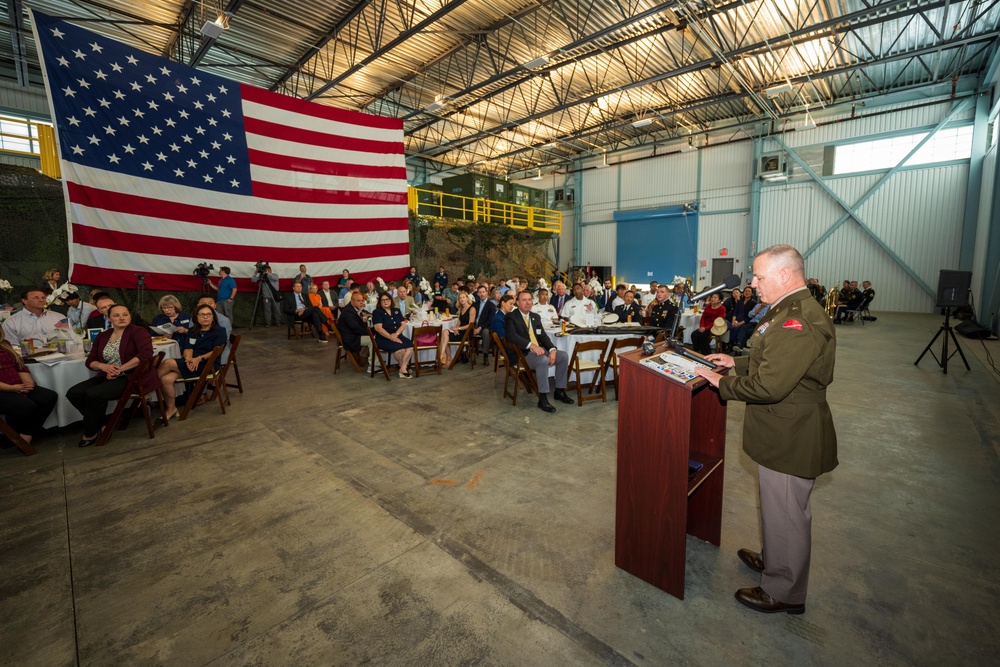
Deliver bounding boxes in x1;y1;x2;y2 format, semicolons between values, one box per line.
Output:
825;285;839;318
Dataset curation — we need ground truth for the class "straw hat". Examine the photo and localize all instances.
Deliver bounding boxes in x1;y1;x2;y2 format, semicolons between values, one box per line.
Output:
710;317;728;336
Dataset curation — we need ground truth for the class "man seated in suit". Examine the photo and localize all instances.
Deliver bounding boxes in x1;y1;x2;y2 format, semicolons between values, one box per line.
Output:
614;290;643;323
395;284;416;314
283;281;328;342
85;294;116;331
605;284;626;313
550;281;569;315
319;280;340;317
473;285;497;358
505;290;574;413
338;290;373;369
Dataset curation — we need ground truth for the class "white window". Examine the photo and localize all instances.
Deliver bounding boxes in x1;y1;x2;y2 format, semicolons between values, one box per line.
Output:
832;125;974;175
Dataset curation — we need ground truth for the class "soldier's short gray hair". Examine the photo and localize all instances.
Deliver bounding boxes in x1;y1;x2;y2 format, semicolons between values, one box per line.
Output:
758;244;805;277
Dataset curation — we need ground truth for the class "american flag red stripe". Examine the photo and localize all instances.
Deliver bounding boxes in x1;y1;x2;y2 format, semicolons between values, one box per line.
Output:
32;10;410;293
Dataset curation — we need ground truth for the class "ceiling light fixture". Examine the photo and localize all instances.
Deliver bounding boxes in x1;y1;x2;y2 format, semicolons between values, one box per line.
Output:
765;82;794;97
200;13;230;39
424;95;445;112
596;153;609;168
532;168;543;181
680;136;698;153
523;55;550;70
632;117;654;128
799;108;817;131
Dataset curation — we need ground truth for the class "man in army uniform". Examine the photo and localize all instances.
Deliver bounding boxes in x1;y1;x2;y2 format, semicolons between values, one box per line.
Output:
695;244;837;615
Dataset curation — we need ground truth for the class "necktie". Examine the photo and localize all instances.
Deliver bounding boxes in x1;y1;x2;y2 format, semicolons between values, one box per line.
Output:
524;314;539;346
296;294;305;308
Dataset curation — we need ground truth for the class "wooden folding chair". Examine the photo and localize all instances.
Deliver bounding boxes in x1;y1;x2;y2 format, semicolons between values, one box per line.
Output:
97;351;166;447
287;317;316;341
329;321;362;374
412;325;442;377
567;339;610;406
597;336;646;400
223;333;244;393
178;345;226;421
505;345;539;406
446;325;476;370
367;327;394;381
491;332;508;386
0;416;36;456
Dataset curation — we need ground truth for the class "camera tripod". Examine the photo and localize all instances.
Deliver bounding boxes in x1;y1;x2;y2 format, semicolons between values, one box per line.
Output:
914;306;970;374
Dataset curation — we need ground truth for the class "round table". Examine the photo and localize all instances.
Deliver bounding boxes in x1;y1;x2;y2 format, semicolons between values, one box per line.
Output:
402;317;458;364
549;328;645;382
33;339;180;429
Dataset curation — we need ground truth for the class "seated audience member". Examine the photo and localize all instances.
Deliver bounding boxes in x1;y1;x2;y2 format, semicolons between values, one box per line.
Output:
67;305;156;447
550;281;569;315
395;284;416;313
807;278;826;304
722;288;742;320
336;269;351;291
641;281;658;307
150;295;192;341
431;289;451;313
837;280;852;305
157;304;229;421
472;286;496;358
85;295;115;330
307;283;337;333
39;268;61;295
2;289;66;346
733;301;769;350
491;294;515;339
647;285;679;330
0;327;57;446
372;292;414;378
605;284;626;313
670;283;690;310
449;291;478;363
728;287;757;346
64;291;97;330
860;281;876;319
505;290;574;413
443;283;458;310
531;289;559;325
835;280;865;323
614;290;643;323
689;292;726;355
282;282;328;343
319;280;340;316
196;294;233;362
561;283;598;325
338;290;374;369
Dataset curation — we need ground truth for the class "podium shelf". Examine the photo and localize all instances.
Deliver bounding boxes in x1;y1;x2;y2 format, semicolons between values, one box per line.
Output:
688;452;723;496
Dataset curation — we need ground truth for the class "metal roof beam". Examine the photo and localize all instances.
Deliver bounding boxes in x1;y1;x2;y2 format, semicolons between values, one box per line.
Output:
5;0;28;86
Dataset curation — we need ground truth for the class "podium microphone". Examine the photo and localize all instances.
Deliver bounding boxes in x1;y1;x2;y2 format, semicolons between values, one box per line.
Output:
689;274;741;302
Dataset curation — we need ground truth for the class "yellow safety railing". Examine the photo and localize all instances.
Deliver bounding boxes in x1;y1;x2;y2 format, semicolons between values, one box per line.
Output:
408;186;562;234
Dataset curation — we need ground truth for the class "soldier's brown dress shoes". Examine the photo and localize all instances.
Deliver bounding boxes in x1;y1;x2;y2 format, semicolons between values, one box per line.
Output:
737;548;765;573
735;587;805;615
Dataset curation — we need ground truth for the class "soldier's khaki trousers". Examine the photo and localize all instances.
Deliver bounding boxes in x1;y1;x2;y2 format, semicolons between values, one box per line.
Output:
758;464;815;605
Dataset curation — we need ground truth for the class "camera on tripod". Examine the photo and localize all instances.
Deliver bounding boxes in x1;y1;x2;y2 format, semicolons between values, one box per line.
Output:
193;262;215;279
254;259;270;274
134;272;147;286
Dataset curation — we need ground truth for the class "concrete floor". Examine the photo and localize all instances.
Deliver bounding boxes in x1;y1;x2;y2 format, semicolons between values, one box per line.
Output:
2;312;998;666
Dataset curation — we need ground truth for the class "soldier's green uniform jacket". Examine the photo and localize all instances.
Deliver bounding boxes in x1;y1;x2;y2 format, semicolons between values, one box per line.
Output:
717;287;838;478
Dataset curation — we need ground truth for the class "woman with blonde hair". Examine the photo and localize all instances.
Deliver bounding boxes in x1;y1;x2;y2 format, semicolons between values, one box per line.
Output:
150;295;192;341
40;268;61;295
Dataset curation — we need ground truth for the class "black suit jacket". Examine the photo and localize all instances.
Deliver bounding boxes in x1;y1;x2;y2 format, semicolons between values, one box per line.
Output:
338;306;369;352
85;312;108;330
282;292;314;319
505;309;554;353
475;298;497;329
319;289;338;309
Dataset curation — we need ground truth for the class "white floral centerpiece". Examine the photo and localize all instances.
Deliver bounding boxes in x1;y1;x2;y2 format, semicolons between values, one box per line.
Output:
588;277;604;295
376;276;387;293
537;278;548;291
46;282;79;307
0;278;12;304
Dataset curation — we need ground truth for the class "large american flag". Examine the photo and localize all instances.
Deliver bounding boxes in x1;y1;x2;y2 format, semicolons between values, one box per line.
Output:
31;11;410;292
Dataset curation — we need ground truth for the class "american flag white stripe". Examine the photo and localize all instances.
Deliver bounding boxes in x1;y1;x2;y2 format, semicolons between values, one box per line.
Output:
241;99;402;145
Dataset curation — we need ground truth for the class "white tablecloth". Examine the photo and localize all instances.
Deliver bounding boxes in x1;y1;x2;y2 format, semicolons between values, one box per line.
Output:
34;340;180;429
402;318;458;363
678;310;700;343
549;330;645;382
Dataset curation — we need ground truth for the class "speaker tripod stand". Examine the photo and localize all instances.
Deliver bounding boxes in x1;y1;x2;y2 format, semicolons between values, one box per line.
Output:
914;306;970;374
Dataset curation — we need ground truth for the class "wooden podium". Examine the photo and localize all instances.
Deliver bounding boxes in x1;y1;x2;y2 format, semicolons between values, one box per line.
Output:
614;344;727;599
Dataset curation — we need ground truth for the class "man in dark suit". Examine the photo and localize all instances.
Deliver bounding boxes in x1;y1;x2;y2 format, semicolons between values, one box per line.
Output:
283;281;328;342
505;290;573;413
550;281;569;315
338;290;372;368
696;245;837;616
85;295;115;330
614;290;643;323
474;285;497;358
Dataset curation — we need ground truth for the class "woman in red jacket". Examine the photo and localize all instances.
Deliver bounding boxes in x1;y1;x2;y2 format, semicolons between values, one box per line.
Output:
689;292;727;355
67;304;156;447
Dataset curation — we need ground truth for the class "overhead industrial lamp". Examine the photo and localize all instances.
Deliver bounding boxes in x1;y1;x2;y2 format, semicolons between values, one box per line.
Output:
532;168;543;180
764;81;793;97
522;55;550;70
424;95;445;112
680;136;698;152
596;153;609;168
632;117;655;128
201;13;230;39
799;108;817;131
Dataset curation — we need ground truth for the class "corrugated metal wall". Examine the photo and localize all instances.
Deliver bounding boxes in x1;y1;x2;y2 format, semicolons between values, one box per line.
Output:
581;223;616;269
0;81;50;118
0;153;41;169
972;143;996;311
760;164;968;312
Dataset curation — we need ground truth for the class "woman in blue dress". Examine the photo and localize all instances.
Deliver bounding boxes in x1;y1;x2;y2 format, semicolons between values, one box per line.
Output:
150;295;192;342
371;292;414;379
156;304;229;419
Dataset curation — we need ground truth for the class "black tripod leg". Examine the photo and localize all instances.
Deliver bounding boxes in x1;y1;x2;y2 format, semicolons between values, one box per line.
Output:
946;327;971;371
914;326;945;366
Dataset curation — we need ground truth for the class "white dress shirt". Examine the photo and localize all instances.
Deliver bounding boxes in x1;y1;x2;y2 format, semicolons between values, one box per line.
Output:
531;303;558;324
561;297;598;326
2;308;66;344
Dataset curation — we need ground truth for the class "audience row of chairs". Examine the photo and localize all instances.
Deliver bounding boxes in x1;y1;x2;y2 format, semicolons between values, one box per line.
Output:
1;333;243;457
